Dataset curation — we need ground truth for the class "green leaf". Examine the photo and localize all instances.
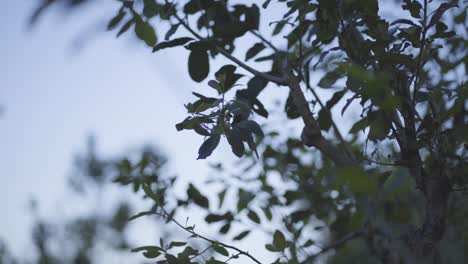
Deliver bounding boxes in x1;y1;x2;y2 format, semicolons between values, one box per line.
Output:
107;10;126;30
237;189;255;212
187;184;210;208
117;18;135;37
247;209;261;224
262;207;273;221
318;109;332;131
134;16;157;47
349;116;369;133
165;23;181;40
318;68;343;88
143;0;160;18
168;241;187;249
273;230;286;250
215;65;243;91
152;37;193;52
368;111;391;141
142;184;162;203
226;127;245;158
265;243;282;252
217;188;227;209
188;50;210;82
128;210;155;221
245;43;266;61
428;2;458;28
262;0;272;9
197;134;220;160
132;246;162;259
236;120;264;137
213;244;229;256
208;80;223;93
233;230;251;240
219;223;231;234
205;212;233;223
336;166;376;194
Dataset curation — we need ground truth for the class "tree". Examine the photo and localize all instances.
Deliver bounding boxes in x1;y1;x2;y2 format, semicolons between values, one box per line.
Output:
30;0;467;263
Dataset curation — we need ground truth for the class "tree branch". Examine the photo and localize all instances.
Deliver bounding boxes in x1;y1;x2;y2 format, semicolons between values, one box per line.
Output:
286;72;354;166
249;30;278;52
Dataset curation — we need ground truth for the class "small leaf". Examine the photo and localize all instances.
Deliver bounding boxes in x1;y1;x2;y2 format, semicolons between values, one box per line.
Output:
236;120;264;137
336;166;376;194
153;37;193;52
245;43;266;61
132;246;162;259
135;16;157;47
218;188;227;209
237;189;255;212
233;230;251;241
349;116;369;133
117;18;135;37
219;223;231;234
318;109;332;131
128;211;155;221
428;2;458;28
247;209;261;224
318;68;343;88
108;10;126;30
226;127;245;158
168;241;187;248
187;184;210;208
165;23;181;40
208;80;223;93
213;244;229;256
197;134;220;160
188;50;210;82
273;230;286;250
205;212;233;223
262;0;272;9
262;207;273;221
265;243;282;252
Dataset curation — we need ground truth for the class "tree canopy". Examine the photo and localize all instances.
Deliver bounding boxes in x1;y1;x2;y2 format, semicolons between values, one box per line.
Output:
24;0;468;263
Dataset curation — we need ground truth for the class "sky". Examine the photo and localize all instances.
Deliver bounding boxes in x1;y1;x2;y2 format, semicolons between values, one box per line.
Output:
0;1;285;262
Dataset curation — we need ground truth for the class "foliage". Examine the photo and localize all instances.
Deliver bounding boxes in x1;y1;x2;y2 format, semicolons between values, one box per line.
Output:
30;0;468;263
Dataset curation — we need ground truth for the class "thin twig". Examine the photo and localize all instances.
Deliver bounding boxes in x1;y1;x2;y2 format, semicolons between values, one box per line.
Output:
156;200;263;264
249;30;278;52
